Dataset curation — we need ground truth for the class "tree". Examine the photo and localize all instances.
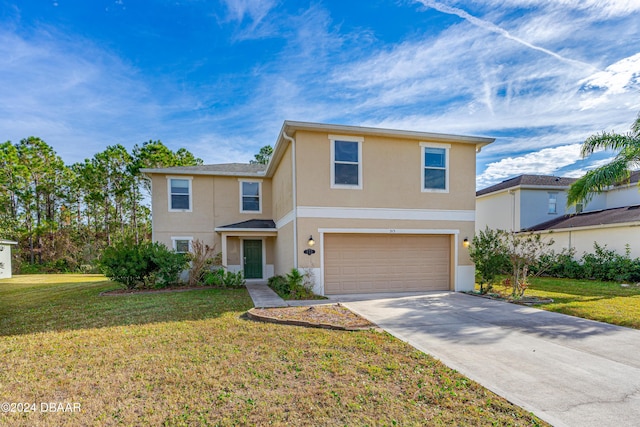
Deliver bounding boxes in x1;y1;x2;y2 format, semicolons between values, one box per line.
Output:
250;145;273;165
502;232;554;299
568;113;640;206
468;227;509;294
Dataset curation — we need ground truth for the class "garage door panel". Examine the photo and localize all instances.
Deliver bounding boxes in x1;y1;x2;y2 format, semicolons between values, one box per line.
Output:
324;234;451;294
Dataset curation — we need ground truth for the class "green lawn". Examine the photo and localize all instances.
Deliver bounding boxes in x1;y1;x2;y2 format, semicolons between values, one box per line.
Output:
0;275;546;426
522;276;640;329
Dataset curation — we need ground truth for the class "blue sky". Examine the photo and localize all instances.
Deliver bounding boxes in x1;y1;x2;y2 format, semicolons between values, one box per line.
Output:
1;0;639;189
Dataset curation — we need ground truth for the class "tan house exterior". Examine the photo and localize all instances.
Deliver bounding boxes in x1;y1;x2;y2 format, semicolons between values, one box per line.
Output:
143;121;494;295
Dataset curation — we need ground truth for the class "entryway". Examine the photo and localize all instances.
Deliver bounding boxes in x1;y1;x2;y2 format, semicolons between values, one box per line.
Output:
243;239;263;279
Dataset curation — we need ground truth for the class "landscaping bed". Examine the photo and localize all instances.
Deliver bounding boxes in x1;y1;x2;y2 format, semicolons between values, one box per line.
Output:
248;304;378;331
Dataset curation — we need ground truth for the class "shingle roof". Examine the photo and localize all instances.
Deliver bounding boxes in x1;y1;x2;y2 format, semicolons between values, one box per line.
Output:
217;219;276;229
141;163;266;176
526;205;640;231
476;175;578;197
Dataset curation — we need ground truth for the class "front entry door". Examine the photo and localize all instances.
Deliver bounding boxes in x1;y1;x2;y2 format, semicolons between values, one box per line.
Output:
243;240;262;279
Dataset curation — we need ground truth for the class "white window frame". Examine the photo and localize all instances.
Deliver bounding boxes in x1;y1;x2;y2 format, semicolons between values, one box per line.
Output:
167;176;193;212
420;142;450;193
171;236;193;253
329;134;363;190
548;192;558;214
239;179;263;214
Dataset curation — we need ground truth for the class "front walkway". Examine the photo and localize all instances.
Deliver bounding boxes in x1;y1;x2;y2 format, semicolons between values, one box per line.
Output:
245;283;287;308
337;291;640;427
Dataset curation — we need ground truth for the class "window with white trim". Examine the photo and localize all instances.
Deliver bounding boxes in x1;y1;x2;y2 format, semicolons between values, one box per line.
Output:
168;177;192;212
548;192;557;214
171;237;192;253
240;180;262;213
421;142;449;192
330;135;363;189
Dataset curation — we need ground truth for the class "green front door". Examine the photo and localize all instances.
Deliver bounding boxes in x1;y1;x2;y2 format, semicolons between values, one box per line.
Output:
243;240;262;279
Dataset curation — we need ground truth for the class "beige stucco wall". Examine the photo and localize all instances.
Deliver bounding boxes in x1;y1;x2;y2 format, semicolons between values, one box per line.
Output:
149;173;273;252
274;221;294;276
293;130;477;211
476;190;519;232
536;226;640;259
272;143;293;222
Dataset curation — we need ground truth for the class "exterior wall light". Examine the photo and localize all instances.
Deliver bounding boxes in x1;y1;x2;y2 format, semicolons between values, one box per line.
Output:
463;237;470;248
304;235;316;256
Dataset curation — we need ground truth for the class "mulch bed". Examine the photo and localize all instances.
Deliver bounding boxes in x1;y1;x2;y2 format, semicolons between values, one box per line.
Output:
248;304;379;331
465;291;553;306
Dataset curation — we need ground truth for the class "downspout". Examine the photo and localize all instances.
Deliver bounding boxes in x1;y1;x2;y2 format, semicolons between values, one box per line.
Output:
282;130;298;268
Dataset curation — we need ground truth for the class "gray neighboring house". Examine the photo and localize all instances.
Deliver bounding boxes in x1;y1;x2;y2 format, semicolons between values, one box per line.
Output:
476;175;580;232
476;172;640;258
0;240;17;279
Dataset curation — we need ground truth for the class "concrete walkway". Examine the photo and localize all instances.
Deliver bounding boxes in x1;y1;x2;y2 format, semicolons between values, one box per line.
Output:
245;283;287;307
332;291;640;427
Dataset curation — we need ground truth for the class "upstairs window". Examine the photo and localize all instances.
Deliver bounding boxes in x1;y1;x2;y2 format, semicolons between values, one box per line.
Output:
240;180;262;213
548;192;558;214
421;143;449;192
330;135;363;189
168;177;192;212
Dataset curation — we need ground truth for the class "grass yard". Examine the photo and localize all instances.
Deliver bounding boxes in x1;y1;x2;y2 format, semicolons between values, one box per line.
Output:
522;277;640;329
0;275;546;426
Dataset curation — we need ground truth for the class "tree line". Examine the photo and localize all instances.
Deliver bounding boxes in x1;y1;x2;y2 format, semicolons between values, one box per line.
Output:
0;138;202;273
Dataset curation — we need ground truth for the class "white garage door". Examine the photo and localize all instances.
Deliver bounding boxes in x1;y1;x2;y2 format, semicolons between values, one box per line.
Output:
324;234;451;294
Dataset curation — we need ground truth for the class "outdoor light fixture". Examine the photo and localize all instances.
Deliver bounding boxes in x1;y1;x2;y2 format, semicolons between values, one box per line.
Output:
304;235;316;256
463;237;470;248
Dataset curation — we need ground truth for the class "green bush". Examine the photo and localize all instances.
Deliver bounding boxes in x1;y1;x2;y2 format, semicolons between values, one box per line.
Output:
202;268;245;288
268;269;316;300
537;243;640;283
100;240;187;289
468;227;510;294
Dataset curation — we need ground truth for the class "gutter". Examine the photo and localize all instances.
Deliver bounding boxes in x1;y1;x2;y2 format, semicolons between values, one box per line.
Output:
282;130;298;268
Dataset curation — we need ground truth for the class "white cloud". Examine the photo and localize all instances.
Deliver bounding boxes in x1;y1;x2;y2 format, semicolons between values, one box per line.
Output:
579;52;640;109
477;144;582;188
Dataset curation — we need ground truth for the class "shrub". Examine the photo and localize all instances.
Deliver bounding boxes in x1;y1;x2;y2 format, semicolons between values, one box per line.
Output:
468;227;510;294
100;240;187;289
268;269;316;300
202;268;245;288
186;239;218;286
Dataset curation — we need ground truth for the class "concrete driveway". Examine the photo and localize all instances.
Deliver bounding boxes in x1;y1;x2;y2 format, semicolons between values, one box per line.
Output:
330;292;640;427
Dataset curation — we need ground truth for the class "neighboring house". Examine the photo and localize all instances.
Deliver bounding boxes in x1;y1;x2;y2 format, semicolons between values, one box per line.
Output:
476;172;640;258
0;240;17;279
142;121;494;295
476;175;580;232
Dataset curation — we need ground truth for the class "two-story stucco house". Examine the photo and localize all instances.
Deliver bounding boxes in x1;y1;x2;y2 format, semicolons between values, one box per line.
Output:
142;121;494;295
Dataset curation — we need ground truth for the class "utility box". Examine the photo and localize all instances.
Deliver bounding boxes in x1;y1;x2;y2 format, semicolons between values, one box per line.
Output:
0;240;17;279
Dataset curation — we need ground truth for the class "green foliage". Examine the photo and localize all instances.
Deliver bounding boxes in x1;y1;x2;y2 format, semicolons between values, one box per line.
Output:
468;227;510;294
539;243;640;282
202;268;245;288
249;145;273;165
99;241;187;289
568;113;640;206
268;269;317;300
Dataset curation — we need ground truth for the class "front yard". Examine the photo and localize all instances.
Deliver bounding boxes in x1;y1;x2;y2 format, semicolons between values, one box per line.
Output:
0;275;546;426
525;277;640;329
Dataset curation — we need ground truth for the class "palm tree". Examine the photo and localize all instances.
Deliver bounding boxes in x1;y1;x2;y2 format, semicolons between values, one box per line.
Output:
567;113;640;206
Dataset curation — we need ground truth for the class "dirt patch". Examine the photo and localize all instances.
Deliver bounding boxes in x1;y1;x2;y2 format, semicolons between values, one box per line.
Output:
248;304;379;331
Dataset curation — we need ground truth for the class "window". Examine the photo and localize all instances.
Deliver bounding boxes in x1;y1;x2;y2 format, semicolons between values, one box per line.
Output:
548;192;557;214
576;202;584;213
168;177;192;212
171;237;192;253
421;143;449;192
240;180;262;213
330;135;363;189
